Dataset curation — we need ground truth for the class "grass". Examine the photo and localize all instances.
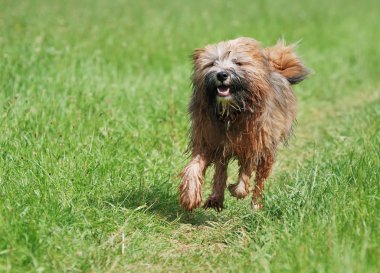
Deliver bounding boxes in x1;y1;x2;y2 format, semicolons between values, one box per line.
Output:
0;0;379;272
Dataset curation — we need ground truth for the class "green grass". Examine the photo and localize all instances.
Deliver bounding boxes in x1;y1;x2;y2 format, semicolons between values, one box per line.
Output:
1;0;380;272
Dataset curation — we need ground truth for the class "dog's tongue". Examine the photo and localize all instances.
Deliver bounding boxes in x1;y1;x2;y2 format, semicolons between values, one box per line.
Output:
217;86;230;97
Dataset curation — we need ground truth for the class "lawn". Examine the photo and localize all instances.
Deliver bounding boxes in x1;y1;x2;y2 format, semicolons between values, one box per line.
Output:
0;0;379;272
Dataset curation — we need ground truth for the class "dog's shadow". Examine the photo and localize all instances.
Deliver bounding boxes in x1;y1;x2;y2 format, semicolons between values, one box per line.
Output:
105;184;220;226
104;174;288;227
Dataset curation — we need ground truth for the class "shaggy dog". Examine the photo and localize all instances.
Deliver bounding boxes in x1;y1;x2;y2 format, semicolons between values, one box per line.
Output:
179;37;309;212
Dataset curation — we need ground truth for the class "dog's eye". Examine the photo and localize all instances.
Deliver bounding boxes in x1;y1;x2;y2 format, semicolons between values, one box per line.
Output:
233;59;244;66
204;61;215;68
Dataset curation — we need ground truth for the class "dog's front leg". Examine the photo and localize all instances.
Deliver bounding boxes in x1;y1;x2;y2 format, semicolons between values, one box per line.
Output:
203;159;228;212
228;160;253;199
179;154;208;211
252;153;275;210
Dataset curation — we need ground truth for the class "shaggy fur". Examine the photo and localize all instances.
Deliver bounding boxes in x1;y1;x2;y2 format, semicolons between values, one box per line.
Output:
179;37;310;211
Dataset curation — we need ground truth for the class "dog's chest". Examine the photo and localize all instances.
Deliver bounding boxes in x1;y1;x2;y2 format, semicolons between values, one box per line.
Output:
218;115;236;131
217;115;260;156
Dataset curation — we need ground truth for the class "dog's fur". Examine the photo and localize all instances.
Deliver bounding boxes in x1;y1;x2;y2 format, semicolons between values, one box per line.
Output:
179;37;309;211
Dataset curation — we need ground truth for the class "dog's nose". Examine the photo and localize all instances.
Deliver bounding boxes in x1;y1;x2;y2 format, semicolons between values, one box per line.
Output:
216;71;229;82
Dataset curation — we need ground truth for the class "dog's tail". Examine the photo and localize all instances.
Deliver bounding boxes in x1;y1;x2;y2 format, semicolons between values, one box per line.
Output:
264;40;310;85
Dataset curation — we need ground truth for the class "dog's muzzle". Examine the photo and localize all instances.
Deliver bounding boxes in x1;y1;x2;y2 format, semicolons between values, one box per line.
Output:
216;71;231;97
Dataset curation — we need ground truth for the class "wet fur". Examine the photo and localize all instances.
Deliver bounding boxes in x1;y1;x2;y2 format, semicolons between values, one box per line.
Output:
179;37;309;211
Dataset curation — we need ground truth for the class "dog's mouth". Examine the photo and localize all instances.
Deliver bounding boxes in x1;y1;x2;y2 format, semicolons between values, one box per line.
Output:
217;85;231;97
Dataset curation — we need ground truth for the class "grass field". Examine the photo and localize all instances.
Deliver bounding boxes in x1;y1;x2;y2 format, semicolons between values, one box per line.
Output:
1;0;380;272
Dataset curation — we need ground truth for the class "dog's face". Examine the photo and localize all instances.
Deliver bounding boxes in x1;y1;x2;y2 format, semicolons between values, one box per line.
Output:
192;38;268;114
191;37;309;116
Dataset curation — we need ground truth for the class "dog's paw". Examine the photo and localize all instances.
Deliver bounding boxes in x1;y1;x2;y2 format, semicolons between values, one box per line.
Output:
252;202;263;211
179;186;202;211
228;182;249;199
179;178;202;212
203;195;224;212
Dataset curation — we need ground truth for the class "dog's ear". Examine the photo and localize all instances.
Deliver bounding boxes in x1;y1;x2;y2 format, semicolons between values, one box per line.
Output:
192;48;205;64
264;40;310;84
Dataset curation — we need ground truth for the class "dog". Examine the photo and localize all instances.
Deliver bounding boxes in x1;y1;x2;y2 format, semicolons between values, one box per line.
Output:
179;37;309;212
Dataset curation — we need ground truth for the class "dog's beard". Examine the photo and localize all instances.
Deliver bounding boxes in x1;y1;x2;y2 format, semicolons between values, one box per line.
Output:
204;71;251;116
216;96;240;116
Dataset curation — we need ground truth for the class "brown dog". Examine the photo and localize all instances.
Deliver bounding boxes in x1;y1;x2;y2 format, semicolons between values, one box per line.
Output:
179;37;309;212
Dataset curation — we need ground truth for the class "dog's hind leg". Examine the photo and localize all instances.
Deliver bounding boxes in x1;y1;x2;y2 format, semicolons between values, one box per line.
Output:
252;153;275;210
179;154;209;211
203;158;228;212
228;159;254;199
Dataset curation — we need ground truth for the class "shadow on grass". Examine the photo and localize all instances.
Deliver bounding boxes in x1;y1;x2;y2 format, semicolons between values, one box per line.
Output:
105;184;220;226
103;179;296;227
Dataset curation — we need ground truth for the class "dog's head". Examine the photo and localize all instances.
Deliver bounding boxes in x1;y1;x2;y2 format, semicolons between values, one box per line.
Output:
191;37;309;115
